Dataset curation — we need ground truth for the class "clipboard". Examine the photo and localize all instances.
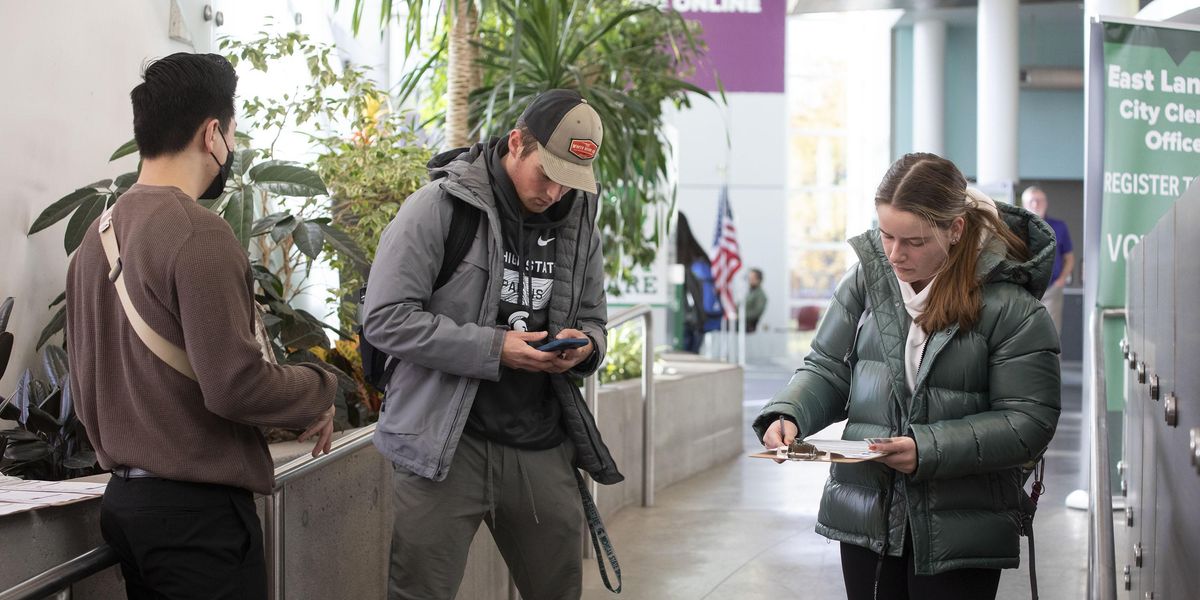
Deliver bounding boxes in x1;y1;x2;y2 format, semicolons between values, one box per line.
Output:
749;439;887;464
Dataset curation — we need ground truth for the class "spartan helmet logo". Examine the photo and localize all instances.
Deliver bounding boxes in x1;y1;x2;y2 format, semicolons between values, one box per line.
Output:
507;311;531;332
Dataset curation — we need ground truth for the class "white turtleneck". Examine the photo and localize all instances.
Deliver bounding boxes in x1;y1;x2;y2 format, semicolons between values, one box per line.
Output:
898;276;934;393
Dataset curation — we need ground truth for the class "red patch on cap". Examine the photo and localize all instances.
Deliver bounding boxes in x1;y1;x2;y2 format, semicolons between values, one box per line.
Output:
569;139;598;160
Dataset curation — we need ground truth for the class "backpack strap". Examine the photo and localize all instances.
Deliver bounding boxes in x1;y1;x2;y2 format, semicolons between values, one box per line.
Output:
434;200;481;291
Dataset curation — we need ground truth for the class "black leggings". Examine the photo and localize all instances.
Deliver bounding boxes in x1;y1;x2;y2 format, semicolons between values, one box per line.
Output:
840;529;1001;600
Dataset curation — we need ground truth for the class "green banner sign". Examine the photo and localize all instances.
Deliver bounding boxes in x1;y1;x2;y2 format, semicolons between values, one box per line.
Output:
1101;22;1200;307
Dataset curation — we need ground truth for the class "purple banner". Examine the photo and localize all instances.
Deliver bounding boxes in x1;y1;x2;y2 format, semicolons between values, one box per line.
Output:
666;0;786;94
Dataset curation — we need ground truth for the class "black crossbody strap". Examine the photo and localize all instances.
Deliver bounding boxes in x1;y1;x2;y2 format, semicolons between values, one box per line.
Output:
1025;457;1046;600
574;469;621;594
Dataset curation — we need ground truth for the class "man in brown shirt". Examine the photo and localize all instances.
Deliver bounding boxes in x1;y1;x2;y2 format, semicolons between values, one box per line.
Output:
65;52;336;599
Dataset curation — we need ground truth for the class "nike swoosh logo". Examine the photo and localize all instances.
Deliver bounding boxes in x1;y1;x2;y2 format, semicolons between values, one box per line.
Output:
537;236;555;246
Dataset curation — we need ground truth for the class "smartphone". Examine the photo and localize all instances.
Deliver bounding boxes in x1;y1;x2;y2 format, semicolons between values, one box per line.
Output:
536;337;589;353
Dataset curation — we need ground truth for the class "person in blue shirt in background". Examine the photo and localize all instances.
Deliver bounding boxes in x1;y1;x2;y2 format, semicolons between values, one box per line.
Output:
1022;185;1074;336
676;213;724;353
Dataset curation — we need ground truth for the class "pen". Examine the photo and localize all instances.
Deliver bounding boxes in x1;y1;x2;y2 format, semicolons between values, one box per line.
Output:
778;414;786;448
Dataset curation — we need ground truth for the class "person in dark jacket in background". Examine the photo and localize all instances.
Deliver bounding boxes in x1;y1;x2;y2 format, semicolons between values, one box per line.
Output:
676;213;723;353
754;153;1061;599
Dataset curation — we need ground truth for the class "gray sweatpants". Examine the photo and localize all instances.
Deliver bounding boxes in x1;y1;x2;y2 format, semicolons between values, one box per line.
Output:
388;432;584;600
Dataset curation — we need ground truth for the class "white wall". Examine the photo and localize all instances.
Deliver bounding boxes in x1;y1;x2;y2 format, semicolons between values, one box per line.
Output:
0;1;214;394
666;92;789;333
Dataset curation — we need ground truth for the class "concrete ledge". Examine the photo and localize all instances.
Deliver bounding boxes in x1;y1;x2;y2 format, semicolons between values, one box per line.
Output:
0;356;742;599
591;354;744;518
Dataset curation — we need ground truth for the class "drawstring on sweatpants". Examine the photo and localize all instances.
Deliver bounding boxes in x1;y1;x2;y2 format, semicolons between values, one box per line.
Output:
515;451;541;524
483;438;541;525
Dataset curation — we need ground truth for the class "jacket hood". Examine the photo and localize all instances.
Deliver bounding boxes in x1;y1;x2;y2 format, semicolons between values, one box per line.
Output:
850;200;1056;300
981;201;1055;299
428;142;489;189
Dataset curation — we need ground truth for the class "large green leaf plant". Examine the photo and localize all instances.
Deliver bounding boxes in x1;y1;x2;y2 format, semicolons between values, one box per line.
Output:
26;139;348;354
1;314;100;480
221;31;439;331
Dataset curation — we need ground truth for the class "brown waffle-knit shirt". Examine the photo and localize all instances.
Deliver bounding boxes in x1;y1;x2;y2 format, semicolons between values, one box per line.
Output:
66;184;336;494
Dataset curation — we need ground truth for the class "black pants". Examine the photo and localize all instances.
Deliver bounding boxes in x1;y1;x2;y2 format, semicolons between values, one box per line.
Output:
100;475;266;600
840;529;1001;600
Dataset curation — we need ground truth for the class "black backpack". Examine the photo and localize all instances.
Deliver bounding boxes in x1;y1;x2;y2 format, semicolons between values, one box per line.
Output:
357;200;481;392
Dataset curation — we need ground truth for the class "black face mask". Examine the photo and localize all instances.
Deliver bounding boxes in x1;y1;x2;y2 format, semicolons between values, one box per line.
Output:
199;133;234;200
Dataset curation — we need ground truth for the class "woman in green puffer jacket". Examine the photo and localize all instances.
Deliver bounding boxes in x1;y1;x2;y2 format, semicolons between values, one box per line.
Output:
754;153;1061;600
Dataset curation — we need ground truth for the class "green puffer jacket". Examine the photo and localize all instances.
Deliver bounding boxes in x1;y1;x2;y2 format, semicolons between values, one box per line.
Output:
753;202;1061;575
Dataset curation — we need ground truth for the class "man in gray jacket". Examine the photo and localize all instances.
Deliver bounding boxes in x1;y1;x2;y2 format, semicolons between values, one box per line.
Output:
364;90;621;600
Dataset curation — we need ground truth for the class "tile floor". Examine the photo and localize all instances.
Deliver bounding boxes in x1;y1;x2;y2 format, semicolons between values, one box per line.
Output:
583;364;1089;599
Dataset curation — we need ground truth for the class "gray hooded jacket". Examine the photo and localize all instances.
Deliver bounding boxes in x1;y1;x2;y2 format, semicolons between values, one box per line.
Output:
363;141;623;484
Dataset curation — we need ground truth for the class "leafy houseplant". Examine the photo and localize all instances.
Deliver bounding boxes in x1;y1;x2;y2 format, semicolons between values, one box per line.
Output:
599;323;644;385
25;137;359;346
221;32;436;329
0;311;99;480
26;137;374;432
597;322;668;386
315;97;434;329
0;297;13;382
22;30;438;434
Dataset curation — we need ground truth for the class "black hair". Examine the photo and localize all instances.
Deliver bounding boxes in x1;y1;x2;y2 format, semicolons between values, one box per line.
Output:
675;213;709;266
130;52;237;159
750;268;763;280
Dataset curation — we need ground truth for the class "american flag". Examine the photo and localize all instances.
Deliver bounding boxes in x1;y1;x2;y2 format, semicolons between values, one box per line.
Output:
711;186;742;320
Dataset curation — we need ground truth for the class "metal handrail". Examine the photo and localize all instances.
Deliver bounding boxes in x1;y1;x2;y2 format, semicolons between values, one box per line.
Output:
272;423;377;487
1088;307;1123;600
585;304;656;508
0;545;118;600
267;423;377;600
